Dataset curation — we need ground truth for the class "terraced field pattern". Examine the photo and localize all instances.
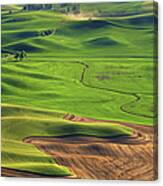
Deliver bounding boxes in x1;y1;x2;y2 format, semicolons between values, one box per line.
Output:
1;1;158;180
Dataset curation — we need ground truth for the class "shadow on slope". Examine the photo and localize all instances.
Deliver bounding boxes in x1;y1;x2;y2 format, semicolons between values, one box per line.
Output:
70;20;110;30
84;37;119;47
3;42;43;53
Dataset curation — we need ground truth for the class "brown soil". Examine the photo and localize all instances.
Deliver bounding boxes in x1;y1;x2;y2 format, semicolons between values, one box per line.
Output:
1;167;75;179
23;114;157;180
1;167;43;178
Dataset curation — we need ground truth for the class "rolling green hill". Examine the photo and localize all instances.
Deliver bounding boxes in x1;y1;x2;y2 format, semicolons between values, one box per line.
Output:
1;1;157;176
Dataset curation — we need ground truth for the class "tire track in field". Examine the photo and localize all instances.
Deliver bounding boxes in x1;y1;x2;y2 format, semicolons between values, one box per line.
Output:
63;114;153;144
74;61;154;119
6;58;153;118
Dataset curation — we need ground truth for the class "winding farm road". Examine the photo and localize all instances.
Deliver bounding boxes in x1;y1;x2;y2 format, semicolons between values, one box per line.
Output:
2;60;157;179
75;61;155;119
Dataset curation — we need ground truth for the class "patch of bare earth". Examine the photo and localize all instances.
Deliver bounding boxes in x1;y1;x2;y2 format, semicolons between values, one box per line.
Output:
1;168;43;178
66;13;97;21
24;114;157;180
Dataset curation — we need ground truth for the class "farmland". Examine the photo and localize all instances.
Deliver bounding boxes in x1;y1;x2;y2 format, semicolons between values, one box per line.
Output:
1;1;157;180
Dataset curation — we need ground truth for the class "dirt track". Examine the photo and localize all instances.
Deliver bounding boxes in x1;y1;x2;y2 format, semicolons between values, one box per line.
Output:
23;115;157;180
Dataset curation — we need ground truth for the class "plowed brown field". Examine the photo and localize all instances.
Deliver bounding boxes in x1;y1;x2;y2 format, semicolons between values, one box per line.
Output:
23;115;157;180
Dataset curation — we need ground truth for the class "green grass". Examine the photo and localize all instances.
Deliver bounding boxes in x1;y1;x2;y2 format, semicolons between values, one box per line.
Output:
2;59;156;125
2;104;132;175
1;1;157;176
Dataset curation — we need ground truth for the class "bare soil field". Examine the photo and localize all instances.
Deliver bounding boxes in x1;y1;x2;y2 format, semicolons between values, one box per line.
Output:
1;168;43;178
23;115;157;180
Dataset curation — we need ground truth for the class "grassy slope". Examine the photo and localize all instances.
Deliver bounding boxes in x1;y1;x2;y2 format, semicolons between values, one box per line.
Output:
1;1;157;176
2;104;132;175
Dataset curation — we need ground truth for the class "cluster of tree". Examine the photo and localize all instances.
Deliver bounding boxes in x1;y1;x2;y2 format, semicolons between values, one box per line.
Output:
22;4;80;14
14;50;27;61
60;4;80;14
40;29;56;37
23;4;54;11
8;10;12;14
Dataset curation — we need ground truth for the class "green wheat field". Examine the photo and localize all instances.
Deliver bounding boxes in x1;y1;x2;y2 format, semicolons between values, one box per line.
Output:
1;1;158;180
